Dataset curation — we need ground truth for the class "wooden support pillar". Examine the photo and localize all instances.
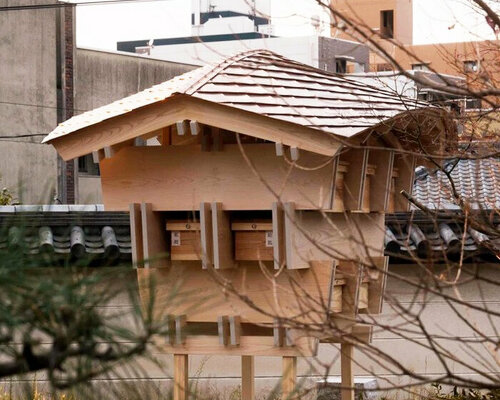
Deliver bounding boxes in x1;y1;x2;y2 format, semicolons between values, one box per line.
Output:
173;354;188;400
241;355;255;400
282;356;297;399
340;343;354;400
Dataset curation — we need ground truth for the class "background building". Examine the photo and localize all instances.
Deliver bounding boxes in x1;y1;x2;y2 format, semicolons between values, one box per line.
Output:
0;1;194;205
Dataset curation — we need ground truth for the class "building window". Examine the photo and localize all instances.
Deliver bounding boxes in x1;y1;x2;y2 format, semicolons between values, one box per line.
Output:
78;154;100;176
463;60;478;73
335;59;347;74
412;63;430;71
380;10;394;38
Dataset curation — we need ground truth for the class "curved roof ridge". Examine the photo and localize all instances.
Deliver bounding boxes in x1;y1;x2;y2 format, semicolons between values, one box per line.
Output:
183;49;277;95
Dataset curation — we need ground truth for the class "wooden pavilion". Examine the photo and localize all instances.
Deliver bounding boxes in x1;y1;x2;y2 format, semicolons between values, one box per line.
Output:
44;50;455;400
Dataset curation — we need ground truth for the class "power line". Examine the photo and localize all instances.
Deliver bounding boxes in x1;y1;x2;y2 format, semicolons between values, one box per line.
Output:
0;0;173;12
0;100;88;113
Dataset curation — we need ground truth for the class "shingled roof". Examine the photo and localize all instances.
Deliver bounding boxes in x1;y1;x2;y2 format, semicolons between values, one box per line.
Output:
43;49;429;144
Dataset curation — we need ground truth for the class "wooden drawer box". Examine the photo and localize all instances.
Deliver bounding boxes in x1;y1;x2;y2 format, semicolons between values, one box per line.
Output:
232;220;273;261
166;221;201;261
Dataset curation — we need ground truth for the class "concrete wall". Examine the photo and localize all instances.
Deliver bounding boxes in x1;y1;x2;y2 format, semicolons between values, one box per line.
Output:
0;0;59;204
74;48;195;204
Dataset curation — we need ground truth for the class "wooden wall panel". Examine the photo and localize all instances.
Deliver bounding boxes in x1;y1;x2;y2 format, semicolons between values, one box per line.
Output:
100;144;334;211
368;150;394;212
137;262;342;325
141;202;168;268
129;203;143;266
340;149;369;211
393;154;416;212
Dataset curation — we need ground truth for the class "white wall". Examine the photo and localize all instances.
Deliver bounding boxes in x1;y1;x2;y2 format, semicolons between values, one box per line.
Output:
148;36;319;66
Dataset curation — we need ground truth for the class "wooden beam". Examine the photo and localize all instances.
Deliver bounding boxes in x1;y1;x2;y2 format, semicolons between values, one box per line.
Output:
140;202;168;268
272;202;285;270
211;202;234;269
340;343;354;400
200;202;213;269
129;203;143;267
282;356;297;399
212;127;223;151
50;95;341;160
173;354;189;400
341;148;369;211
156;334;317;356
241;356;255;400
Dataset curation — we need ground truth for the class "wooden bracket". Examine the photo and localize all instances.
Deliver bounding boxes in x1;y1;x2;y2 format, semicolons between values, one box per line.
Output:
393;154;416;211
275;142;284;156
141;202;168;268
166;315;176;345
217;315;230;346
200;202;213;269
129;203;144;267
368;150;394;212
229;315;241;346
175;315;187;345
189;120;200;136
92;149;105;164
211;202;234;269
290;147;299;161
272;202;285;270
176;120;188;136
341;148;369;211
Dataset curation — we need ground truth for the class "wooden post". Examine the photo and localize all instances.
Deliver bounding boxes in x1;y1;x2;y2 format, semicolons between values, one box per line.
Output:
173;354;188;400
282;356;297;399
340;343;354;400
241;355;255;400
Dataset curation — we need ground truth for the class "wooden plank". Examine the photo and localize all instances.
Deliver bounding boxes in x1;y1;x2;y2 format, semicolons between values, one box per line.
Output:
272;202;285;270
175;315;187;345
234;231;273;261
241;356;255;400
129;203;143;267
341;148;369;211
136;262;343;325
285;212;386;270
156;334;317;357
200;202;213;269
99;144;334;211
368;150;394;212
51;95;341;161
140;202;168;268
393;153;416;211
231;221;273;231
173;354;188;400
211;202;234;269
166;221;201;231
282;356;297;399
340;343;354;400
161;126;171;146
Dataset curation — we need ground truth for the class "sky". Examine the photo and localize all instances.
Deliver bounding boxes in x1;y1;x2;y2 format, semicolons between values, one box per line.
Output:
73;0;498;51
